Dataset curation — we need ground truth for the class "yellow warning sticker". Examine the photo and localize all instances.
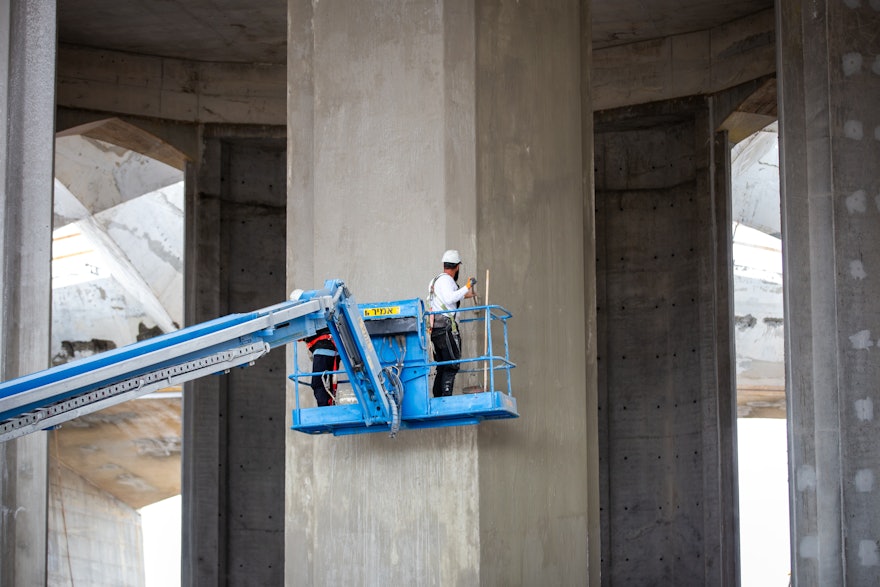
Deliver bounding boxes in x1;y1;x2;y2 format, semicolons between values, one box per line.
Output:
363;306;401;318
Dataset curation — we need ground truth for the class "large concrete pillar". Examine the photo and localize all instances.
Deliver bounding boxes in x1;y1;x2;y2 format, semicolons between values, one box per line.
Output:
777;1;880;584
0;0;56;584
286;0;592;584
182;126;288;585
595;96;739;585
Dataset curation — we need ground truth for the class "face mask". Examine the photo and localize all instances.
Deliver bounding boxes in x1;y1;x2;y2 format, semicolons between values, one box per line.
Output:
453;268;460;282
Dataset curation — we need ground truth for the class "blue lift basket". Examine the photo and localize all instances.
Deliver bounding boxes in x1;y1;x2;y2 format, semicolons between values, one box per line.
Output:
290;296;518;437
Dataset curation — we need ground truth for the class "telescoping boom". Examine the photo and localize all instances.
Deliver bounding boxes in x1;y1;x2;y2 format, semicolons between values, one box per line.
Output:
0;280;517;442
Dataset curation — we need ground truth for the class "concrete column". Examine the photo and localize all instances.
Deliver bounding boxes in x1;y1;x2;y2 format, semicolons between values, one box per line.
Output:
777;1;880;584
182;126;287;585
595;96;738;585
0;0;56;585
287;1;591;584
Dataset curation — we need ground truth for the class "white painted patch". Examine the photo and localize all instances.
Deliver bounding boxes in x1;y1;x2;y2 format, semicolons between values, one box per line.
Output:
800;535;819;559
856;398;874;421
843;0;860;8
849;329;874;350
859;540;879;566
798;465;817;490
875;125;880;141
846;189;867;213
850;259;868;280
845;120;865;140
855;469;874;492
843;52;863;76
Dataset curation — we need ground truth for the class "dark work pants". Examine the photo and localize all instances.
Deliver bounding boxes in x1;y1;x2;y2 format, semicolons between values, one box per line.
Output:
431;325;461;397
311;353;338;406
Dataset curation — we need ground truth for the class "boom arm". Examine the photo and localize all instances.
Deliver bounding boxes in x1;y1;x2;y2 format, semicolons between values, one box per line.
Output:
0;280;396;442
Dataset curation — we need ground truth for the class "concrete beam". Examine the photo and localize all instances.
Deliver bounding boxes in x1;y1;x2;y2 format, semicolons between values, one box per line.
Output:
57;44;286;125
593;8;776;111
57;118;189;171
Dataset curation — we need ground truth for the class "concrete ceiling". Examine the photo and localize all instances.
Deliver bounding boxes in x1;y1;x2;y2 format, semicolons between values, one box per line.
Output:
57;0;773;64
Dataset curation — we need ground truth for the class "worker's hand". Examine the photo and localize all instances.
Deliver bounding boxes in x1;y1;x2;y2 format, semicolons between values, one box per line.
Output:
466;277;477;289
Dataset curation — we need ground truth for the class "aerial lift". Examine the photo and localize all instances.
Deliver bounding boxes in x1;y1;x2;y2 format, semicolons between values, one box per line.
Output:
0;279;517;442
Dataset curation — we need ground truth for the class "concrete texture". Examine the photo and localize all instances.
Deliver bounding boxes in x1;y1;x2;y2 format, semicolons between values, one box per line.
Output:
592;8;776;112
57;44;287;126
48;456;145;586
51;399;182;510
286;2;486;583
475;1;592;584
595;96;738;584
183;127;287;585
0;1;56;584
287;1;590;584
778;0;880;584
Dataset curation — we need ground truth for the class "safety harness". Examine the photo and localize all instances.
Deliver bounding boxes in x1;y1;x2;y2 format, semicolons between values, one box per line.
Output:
428;273;459;334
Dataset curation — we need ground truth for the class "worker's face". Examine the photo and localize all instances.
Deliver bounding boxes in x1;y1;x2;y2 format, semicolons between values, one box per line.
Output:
453;265;460;281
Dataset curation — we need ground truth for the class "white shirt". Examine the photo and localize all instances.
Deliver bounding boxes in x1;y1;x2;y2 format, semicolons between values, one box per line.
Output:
428;273;469;316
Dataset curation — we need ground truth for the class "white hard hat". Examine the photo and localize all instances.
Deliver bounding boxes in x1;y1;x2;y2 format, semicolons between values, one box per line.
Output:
442;249;462;265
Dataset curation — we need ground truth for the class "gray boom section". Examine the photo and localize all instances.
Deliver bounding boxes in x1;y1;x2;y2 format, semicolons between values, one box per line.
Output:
0;342;268;442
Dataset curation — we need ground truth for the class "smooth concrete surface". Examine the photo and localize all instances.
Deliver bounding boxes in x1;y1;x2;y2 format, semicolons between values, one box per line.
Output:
595;96;738;584
778;0;880;584
286;2;486;583
475;1;592;585
0;1;56;585
287;1;592;584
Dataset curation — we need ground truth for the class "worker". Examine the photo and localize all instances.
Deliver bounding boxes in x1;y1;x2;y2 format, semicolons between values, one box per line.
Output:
428;249;477;397
305;329;338;406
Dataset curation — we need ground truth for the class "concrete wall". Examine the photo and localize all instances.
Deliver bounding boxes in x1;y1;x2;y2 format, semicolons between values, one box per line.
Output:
595;96;738;585
183;126;288;585
778;0;880;584
287;0;591;584
48;457;145;586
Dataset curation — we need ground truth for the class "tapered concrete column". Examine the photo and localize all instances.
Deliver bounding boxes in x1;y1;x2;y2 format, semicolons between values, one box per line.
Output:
778;1;880;584
0;0;56;585
287;1;592;584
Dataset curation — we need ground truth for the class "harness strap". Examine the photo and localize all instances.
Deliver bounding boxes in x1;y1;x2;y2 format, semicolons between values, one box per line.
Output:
306;333;334;350
429;273;458;333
